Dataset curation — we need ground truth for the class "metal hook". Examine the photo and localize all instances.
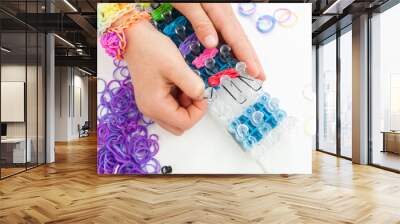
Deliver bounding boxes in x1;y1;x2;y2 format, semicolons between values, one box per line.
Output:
220;76;247;104
204;87;216;102
235;61;262;91
238;76;262;91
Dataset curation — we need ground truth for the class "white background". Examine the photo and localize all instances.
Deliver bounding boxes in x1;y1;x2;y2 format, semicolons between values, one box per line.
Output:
98;3;312;174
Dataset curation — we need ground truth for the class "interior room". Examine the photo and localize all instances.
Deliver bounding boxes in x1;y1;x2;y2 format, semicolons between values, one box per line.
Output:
0;0;400;223
0;13;46;178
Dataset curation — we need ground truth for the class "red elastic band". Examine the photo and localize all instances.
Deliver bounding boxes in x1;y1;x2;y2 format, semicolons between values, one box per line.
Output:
208;68;240;87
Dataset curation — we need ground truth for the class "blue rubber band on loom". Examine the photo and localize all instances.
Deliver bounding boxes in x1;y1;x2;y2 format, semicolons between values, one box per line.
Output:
162;16;187;36
256;15;276;33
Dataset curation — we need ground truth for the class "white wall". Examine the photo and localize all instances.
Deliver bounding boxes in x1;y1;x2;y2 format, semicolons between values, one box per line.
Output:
1;65;25;132
1;65;38;138
54;66;69;141
72;73;89;138
1;64;46;163
54;67;89;141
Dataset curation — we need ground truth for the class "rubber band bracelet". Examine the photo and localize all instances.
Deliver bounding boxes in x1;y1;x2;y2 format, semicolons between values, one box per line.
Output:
100;11;151;60
98;3;136;35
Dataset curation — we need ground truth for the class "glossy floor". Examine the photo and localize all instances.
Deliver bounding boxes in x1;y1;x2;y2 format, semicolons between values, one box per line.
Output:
1;162;42;178
0;135;400;223
373;150;400;171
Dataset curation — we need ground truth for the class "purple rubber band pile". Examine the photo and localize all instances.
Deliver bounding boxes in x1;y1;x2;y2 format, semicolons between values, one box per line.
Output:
97;60;161;174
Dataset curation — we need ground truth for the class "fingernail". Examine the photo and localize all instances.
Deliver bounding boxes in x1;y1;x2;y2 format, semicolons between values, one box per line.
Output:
260;72;266;81
197;89;205;100
194;82;205;100
249;62;260;77
204;35;218;48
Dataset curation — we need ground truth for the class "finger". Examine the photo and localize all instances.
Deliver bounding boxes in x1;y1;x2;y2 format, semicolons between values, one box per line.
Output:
170;88;192;108
172;3;218;48
202;4;265;80
153;94;207;131
168;59;205;100
253;54;266;81
178;93;193;108
154;118;184;136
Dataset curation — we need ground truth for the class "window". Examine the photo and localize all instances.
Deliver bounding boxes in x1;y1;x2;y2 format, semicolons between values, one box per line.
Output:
0;0;47;179
317;37;337;155
340;29;352;158
370;3;400;171
390;74;400;130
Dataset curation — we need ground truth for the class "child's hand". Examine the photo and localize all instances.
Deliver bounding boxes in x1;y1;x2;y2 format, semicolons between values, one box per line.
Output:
173;3;266;81
125;21;207;135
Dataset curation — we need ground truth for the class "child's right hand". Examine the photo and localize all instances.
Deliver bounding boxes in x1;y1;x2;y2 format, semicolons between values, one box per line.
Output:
173;3;266;81
124;20;207;135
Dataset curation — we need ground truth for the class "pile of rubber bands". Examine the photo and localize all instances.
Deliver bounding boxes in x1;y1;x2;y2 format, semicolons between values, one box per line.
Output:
237;3;298;33
97;60;161;174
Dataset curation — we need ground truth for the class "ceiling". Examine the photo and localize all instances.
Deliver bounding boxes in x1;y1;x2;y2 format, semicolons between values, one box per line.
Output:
0;0;396;75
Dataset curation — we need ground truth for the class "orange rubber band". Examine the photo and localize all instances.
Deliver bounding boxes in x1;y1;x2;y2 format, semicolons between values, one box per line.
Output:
102;11;151;60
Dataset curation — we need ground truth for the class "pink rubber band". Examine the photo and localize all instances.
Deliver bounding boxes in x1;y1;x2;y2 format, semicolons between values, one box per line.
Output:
192;48;219;69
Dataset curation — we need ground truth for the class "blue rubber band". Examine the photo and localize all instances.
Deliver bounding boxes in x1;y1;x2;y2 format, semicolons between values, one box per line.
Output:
238;3;256;17
162;16;187;37
256;15;276;33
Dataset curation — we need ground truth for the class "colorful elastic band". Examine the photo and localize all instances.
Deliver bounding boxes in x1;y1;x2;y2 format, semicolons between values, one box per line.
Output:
97;60;161;174
208;68;240;87
278;11;298;28
100;11;151;60
162;16;188;36
151;3;173;22
256;15;276;33
178;33;199;56
238;3;257;16
98;3;136;35
192;48;219;69
237;5;297;34
273;8;292;23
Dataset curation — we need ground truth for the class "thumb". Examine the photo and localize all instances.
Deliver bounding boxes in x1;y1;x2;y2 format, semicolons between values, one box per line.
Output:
172;3;218;48
168;63;205;100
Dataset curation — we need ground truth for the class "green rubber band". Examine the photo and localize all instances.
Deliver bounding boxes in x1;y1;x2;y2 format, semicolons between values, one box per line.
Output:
151;3;173;21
